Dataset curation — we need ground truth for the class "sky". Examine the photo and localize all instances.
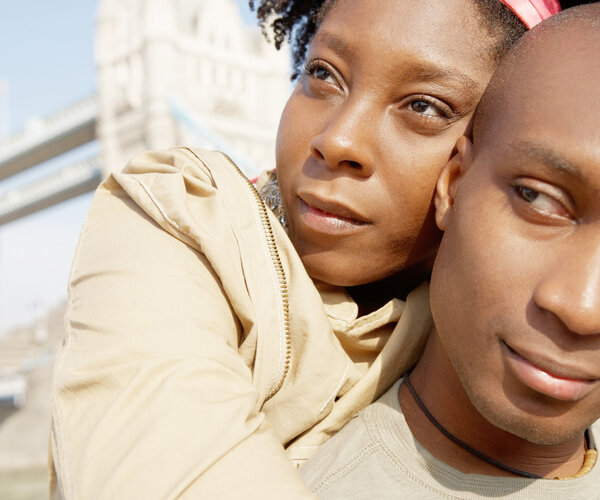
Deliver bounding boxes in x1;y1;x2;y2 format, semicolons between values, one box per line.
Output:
0;0;262;336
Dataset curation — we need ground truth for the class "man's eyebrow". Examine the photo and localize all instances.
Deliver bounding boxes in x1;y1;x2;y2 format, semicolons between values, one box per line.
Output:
510;140;585;183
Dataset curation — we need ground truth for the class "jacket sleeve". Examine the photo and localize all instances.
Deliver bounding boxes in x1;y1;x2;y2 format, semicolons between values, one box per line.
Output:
50;179;315;499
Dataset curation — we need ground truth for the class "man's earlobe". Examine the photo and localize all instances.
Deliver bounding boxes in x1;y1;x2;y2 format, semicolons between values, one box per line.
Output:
434;136;473;231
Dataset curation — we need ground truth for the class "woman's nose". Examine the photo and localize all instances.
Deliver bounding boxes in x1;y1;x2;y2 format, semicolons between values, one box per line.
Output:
309;99;377;177
533;228;600;337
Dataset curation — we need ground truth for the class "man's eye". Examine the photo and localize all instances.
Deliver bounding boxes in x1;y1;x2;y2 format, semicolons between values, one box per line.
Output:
514;185;572;219
517;186;540;203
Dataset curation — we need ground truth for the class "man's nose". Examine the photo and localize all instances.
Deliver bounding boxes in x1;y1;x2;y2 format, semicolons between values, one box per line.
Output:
533;226;600;336
309;98;377;178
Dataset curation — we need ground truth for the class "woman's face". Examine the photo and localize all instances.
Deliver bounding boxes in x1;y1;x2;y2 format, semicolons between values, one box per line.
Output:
276;0;500;286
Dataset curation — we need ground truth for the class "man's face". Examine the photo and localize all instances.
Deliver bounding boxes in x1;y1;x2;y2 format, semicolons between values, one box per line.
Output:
430;25;600;445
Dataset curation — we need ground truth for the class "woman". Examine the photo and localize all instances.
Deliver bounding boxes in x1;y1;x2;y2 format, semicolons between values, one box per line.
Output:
50;1;561;498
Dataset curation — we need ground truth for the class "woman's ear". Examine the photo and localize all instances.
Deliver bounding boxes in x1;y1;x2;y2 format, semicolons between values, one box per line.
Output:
434;136;473;231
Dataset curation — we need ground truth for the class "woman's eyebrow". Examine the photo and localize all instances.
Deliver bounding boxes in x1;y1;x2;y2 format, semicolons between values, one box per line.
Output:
312;31;356;59
312;31;478;92
402;64;479;92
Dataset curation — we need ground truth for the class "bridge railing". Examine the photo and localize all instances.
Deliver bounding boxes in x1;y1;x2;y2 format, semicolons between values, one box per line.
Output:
0;95;98;181
0;158;102;226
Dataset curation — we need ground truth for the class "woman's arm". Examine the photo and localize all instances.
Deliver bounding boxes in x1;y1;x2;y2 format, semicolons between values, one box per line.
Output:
50;177;314;499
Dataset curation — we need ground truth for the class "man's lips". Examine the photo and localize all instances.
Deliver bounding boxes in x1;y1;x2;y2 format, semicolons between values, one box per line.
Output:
502;342;598;402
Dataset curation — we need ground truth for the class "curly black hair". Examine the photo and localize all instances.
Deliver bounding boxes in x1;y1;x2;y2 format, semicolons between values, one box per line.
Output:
249;1;589;79
249;0;330;78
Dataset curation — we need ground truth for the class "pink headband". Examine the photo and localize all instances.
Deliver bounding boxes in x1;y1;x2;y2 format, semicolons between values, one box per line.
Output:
500;0;561;28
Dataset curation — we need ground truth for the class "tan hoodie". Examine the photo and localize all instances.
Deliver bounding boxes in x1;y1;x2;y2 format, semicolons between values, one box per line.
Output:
50;148;432;499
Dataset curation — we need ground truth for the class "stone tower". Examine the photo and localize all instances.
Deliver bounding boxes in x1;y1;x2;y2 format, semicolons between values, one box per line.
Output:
95;0;290;176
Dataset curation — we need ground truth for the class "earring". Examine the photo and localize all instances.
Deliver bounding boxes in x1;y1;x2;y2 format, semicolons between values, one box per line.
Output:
258;171;288;231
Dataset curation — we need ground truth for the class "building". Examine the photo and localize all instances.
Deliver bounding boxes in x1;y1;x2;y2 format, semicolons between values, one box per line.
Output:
96;0;290;176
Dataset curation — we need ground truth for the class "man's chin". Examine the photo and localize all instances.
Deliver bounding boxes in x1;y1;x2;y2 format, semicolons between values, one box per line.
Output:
474;396;587;446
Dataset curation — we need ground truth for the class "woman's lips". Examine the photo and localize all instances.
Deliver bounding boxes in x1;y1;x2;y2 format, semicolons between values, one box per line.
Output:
297;195;369;235
503;343;597;402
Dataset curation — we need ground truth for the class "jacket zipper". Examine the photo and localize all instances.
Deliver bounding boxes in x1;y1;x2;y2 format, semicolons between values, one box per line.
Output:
219;152;291;400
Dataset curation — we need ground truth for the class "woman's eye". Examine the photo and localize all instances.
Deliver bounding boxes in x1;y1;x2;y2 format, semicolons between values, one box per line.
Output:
410;100;442;117
399;95;455;135
304;61;337;84
404;96;453;121
313;66;333;81
514;185;572;219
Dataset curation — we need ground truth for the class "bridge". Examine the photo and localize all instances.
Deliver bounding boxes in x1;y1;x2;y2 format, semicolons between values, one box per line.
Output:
0;96;101;225
0;0;289;227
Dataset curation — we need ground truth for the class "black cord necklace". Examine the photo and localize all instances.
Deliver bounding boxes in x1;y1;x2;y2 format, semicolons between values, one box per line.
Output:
404;376;543;479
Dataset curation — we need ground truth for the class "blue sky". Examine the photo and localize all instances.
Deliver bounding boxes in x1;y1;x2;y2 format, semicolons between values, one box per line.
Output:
0;0;261;335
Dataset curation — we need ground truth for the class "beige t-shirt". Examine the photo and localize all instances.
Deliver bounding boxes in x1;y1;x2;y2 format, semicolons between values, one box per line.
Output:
300;379;600;499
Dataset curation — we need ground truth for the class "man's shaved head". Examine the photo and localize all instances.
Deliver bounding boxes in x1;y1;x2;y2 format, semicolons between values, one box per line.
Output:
473;3;600;154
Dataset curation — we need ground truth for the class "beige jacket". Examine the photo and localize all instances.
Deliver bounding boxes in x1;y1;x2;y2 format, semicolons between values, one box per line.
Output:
50;148;432;499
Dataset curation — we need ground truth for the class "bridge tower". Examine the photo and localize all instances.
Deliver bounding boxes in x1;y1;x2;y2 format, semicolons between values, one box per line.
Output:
96;0;290;176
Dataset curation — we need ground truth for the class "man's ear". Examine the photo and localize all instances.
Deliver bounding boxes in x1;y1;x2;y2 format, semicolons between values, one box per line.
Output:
434;136;473;231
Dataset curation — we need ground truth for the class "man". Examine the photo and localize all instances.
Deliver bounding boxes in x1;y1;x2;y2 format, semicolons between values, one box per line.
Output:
300;4;600;498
